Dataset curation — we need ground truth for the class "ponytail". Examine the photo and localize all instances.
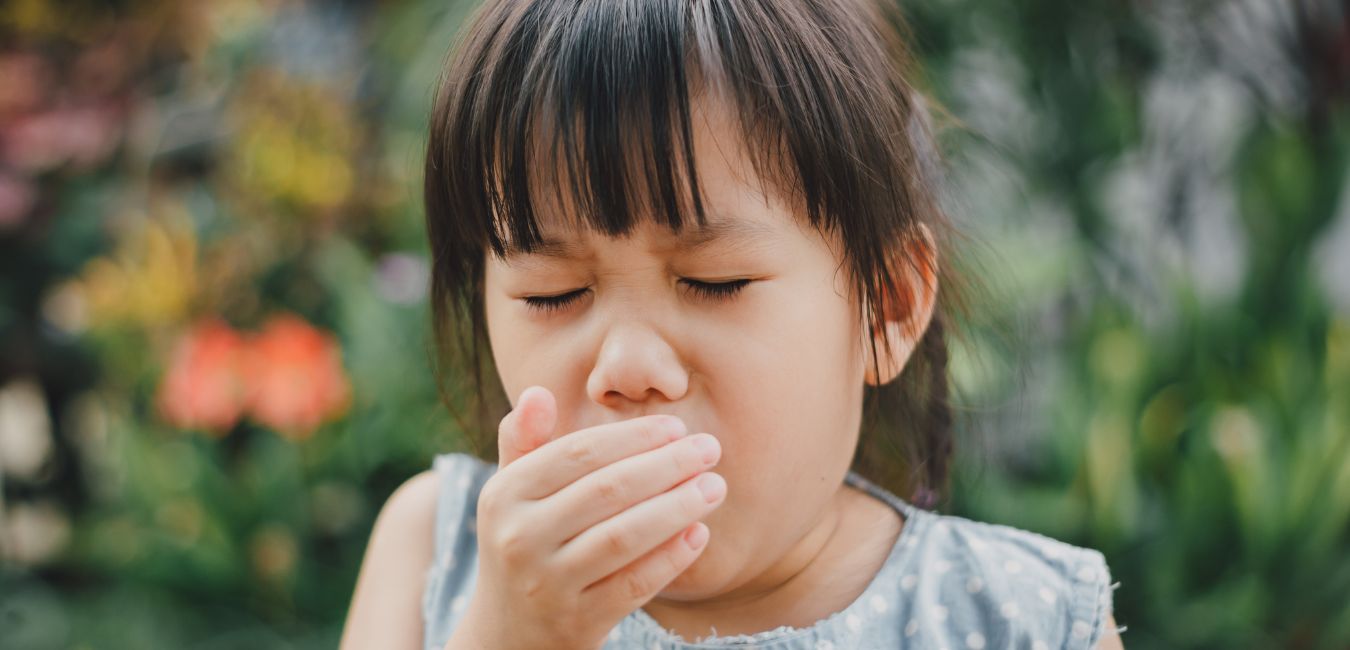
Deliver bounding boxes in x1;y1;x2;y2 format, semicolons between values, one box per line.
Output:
855;312;954;510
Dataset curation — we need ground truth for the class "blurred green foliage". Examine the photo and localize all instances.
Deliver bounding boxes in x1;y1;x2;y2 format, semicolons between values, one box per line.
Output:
0;0;1347;649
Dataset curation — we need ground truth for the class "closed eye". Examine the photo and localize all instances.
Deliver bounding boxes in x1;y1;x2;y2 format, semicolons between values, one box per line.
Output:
682;278;751;301
520;278;752;314
520;288;588;313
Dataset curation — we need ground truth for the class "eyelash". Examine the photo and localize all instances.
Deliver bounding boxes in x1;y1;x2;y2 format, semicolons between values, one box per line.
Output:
521;279;752;313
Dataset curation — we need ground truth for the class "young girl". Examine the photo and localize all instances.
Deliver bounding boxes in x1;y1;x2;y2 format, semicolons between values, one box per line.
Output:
342;0;1124;648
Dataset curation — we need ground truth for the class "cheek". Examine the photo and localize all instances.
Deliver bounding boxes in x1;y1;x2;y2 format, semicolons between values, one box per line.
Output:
483;289;590;421
483;290;538;400
484;293;511;363
714;280;858;389
699;283;860;455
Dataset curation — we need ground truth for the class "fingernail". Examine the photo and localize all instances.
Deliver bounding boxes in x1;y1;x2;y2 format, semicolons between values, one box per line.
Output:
691;434;720;464
684;523;709;550
696;473;725;503
662;416;688;439
521;385;543;404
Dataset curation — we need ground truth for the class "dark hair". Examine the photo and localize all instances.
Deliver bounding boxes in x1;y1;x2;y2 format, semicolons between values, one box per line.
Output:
424;0;982;509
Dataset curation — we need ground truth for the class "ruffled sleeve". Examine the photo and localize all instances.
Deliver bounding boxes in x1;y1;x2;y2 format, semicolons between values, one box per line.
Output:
918;515;1118;650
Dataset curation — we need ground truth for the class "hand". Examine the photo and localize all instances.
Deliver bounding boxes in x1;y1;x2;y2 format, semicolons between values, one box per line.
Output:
448;386;726;650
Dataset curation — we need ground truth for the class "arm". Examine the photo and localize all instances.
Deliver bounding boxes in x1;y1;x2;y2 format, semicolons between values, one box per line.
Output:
339;469;441;650
1095;614;1125;650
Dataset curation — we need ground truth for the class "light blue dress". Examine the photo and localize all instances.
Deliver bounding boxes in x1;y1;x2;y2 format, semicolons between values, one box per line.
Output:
421;453;1120;649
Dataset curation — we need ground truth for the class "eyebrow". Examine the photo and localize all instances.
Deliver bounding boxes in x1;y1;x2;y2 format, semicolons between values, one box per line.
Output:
499;215;780;263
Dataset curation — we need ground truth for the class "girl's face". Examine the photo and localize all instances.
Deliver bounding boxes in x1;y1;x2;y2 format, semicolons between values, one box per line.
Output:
483;97;910;600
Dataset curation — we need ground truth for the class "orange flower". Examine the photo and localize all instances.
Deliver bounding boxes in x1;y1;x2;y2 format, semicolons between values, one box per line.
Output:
156;319;247;435
242;314;351;440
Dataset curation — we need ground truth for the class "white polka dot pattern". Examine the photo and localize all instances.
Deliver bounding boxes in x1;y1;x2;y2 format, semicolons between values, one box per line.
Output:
931;604;949;621
869;594;889;613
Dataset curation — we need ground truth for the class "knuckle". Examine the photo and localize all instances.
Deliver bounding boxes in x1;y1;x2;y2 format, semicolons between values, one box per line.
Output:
476;482;502;518
591;475;629;509
562;438;600;466
600;526;633;557
521;574;547;600
495;523;530;562
620;568;652;601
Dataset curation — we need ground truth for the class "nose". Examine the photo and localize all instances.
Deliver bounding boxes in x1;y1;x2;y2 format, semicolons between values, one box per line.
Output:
585;321;690;409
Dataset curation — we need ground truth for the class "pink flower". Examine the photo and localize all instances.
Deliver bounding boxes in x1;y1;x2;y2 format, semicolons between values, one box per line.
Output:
242;314;351;440
156;319;247;435
2;105;121;172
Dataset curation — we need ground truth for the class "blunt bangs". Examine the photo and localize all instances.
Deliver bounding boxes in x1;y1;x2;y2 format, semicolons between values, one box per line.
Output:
426;0;936;283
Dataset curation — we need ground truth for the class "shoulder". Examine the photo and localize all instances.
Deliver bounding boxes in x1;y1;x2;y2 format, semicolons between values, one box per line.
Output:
343;453;501;650
340;468;441;650
388;469;444;529
896;509;1118;650
367;466;446;558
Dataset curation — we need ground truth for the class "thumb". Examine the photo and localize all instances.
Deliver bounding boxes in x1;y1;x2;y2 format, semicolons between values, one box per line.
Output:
497;385;558;469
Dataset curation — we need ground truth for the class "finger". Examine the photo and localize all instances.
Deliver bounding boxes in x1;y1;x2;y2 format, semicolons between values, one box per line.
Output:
582;521;709;618
498;414;688;501
559;470;726;589
497;386;557;469
532;432;720;549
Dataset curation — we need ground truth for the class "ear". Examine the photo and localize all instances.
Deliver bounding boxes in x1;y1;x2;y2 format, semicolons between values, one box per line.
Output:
862;223;939;386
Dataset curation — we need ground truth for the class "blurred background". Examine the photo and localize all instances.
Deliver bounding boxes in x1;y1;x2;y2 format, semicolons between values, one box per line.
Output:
0;0;1346;648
